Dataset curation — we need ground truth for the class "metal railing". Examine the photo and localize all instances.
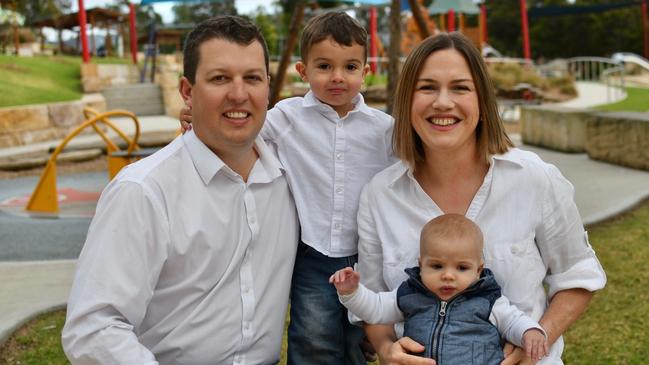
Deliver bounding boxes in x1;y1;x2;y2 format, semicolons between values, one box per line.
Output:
566;57;626;103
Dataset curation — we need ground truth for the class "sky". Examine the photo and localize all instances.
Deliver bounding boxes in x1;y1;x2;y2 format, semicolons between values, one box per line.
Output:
72;0;274;23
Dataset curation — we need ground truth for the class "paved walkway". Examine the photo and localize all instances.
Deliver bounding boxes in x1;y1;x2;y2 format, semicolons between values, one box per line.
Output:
2;84;649;346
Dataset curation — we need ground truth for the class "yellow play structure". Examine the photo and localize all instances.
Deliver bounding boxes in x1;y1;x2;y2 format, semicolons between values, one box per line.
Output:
25;107;147;214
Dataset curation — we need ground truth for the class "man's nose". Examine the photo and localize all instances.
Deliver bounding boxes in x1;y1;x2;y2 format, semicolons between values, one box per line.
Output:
227;79;248;103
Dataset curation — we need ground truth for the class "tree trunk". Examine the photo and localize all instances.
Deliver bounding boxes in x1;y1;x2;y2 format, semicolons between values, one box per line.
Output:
407;0;429;40
269;1;306;107
387;0;402;115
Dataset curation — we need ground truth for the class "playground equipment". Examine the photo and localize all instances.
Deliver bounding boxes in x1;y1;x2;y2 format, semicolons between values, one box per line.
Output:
566;57;626;103
25;108;146;214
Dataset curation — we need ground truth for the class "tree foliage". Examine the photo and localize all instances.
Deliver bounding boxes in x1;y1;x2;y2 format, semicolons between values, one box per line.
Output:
486;0;646;59
172;0;237;25
1;0;71;25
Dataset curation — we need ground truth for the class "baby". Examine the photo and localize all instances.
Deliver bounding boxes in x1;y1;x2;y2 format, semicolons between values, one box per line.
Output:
330;214;548;364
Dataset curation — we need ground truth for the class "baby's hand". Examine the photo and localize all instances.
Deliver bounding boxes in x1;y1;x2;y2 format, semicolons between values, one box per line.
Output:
522;328;548;364
329;267;360;295
179;105;193;133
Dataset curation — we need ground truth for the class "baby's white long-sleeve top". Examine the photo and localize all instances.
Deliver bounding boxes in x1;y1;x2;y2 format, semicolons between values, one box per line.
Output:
340;283;545;348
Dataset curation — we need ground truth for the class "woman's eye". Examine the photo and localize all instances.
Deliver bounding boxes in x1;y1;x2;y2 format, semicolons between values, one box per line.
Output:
417;85;435;91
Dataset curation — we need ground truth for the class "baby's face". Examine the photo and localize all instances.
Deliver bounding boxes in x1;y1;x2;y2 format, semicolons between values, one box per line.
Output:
419;236;483;301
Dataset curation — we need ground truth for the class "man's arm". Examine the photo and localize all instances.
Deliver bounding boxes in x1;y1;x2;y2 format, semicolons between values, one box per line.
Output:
62;181;169;364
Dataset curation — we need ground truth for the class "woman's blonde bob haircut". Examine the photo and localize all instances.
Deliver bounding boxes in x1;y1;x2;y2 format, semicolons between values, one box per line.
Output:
392;32;513;168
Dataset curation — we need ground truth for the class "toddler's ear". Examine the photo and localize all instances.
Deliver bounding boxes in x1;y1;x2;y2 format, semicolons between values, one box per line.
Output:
477;262;484;275
295;61;308;82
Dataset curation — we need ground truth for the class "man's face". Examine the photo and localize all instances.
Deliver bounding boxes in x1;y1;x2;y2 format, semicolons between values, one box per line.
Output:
180;38;269;155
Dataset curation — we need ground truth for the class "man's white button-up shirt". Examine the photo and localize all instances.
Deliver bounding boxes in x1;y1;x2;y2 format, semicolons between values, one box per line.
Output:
264;91;395;257
62;130;299;365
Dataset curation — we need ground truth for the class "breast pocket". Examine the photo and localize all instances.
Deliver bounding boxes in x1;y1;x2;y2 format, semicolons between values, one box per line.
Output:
484;235;546;310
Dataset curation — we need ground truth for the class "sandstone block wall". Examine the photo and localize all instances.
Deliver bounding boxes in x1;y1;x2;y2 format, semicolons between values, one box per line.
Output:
586;112;649;171
0;94;106;148
520;105;591;153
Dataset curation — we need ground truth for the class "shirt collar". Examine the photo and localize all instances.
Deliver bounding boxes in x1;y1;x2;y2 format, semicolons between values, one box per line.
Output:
387;148;523;188
301;90;374;118
183;129;284;185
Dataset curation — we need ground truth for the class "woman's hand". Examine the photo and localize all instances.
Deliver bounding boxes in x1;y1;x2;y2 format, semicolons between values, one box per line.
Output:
179;105;193;133
377;337;436;365
501;343;532;365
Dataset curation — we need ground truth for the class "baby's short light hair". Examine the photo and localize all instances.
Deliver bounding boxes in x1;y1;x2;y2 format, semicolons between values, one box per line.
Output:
420;214;484;257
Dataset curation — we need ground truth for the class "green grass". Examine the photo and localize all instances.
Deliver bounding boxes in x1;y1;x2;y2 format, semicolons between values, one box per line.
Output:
596;87;649;112
2;200;649;364
0;55;82;107
0;55;136;108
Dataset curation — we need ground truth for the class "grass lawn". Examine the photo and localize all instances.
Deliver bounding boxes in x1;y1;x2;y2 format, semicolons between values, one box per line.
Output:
0;55;135;108
596;86;649;112
2;200;649;364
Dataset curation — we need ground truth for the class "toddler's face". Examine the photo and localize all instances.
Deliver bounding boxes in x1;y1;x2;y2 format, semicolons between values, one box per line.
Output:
419;236;483;301
296;37;368;117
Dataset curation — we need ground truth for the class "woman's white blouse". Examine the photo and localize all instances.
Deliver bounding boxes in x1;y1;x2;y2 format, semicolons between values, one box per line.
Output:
356;148;606;364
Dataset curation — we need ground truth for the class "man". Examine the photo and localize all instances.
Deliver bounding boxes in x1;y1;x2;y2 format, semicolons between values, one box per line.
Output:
62;16;299;364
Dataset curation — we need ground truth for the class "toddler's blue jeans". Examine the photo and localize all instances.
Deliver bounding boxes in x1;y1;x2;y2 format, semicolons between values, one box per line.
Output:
287;241;366;365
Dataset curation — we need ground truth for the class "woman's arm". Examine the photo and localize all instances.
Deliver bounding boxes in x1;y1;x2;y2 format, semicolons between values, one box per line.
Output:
501;288;594;365
364;323;435;365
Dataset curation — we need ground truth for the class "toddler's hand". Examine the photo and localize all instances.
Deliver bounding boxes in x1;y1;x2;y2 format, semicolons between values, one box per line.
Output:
522;328;548;364
329;267;360;295
179;105;193;133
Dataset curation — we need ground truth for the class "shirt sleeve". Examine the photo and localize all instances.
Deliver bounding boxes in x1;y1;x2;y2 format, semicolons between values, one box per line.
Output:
261;105;288;143
489;295;546;348
339;284;404;324
536;164;607;298
384;117;398;164
356;184;389;293
62;180;170;364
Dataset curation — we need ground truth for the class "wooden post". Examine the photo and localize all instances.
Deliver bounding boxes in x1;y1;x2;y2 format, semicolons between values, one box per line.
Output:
407;0;429;39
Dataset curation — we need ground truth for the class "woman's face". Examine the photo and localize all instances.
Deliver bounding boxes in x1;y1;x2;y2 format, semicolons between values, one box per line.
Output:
410;49;480;156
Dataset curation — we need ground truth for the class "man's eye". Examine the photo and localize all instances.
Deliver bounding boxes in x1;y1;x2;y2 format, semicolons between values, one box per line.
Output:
211;75;226;82
245;75;263;82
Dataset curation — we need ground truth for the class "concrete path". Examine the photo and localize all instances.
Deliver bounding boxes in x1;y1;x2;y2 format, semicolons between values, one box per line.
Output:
554;81;626;108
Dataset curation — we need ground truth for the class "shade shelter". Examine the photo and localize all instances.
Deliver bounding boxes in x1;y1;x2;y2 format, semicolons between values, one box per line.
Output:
32;7;125;57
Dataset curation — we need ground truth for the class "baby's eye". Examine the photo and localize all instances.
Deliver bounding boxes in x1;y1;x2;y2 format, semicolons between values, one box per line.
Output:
458;265;469;271
431;264;443;270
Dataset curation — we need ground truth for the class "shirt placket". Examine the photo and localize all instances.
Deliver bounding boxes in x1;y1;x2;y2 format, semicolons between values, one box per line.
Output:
330;118;346;253
233;186;259;365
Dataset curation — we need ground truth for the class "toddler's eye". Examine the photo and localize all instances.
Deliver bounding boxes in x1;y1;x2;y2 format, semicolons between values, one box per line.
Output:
346;64;359;71
317;63;330;70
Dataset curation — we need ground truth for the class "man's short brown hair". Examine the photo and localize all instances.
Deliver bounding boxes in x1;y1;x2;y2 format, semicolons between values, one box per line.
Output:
183;15;269;84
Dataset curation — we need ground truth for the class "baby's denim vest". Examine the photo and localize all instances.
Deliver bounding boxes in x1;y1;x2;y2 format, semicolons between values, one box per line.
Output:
396;267;504;365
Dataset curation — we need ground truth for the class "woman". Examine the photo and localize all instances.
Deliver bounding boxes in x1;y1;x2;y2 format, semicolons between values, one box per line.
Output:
356;33;606;365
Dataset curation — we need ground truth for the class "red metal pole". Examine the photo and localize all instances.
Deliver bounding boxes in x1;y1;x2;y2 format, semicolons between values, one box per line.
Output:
520;0;531;60
448;9;455;32
642;0;648;59
77;0;90;63
129;3;138;65
481;3;488;44
369;7;378;74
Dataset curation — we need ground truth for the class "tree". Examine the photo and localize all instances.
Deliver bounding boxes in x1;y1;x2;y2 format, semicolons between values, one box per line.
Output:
1;0;71;25
172;0;237;25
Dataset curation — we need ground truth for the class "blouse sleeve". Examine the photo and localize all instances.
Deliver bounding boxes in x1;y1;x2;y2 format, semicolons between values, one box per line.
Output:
536;164;607;299
356;184;390;293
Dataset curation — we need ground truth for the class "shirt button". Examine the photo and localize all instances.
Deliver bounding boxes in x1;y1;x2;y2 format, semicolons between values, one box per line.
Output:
336;187;343;195
510;246;519;254
242;286;249;293
336;152;343;160
334;223;341;230
337;122;342;128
